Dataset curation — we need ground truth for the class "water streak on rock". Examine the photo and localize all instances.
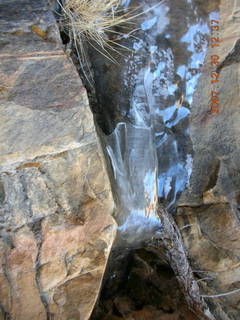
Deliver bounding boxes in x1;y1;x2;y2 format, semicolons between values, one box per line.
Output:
92;0;219;245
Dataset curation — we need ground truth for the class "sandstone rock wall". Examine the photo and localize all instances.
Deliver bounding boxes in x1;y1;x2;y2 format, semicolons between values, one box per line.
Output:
0;1;116;319
177;0;240;319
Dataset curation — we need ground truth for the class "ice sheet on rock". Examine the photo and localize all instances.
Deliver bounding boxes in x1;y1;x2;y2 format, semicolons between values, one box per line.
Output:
97;0;217;245
101;122;160;245
137;0;212;209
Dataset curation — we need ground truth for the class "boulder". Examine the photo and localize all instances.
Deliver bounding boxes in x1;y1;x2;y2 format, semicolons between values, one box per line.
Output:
0;1;116;319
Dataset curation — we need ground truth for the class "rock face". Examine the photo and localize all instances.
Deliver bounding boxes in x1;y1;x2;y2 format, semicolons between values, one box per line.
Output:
1;0;240;319
177;0;240;319
0;1;116;319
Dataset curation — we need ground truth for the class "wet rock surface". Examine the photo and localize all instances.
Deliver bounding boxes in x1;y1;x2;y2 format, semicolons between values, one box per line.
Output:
0;1;116;319
84;0;221;248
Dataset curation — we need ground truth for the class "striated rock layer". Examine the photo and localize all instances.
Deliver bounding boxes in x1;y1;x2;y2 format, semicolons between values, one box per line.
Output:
177;0;240;319
0;1;116;319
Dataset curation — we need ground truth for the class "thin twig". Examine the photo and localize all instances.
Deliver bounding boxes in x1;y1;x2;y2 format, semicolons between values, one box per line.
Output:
201;288;240;299
180;224;193;230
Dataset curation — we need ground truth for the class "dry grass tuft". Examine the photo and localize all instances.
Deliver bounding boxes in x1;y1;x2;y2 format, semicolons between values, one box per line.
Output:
59;0;136;57
58;0;163;84
62;1;129;42
58;0;141;85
